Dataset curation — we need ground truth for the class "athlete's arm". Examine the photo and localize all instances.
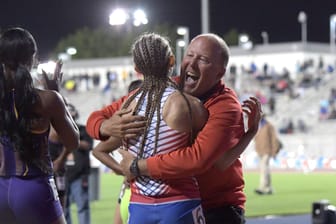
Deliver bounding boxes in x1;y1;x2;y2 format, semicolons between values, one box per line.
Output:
92;136;124;175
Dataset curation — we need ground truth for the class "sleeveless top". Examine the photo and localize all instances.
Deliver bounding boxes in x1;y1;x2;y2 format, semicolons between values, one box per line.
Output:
0;127;52;177
0;88;53;177
127;86;200;204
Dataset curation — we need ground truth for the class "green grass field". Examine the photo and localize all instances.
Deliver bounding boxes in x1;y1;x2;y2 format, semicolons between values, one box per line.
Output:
68;171;336;223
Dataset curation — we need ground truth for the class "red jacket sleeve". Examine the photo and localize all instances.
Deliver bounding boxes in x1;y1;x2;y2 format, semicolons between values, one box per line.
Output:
86;95;128;140
147;88;244;179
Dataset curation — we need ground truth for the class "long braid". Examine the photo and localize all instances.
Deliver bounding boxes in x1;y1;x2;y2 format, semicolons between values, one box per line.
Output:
0;64;12;136
153;84;166;154
0;27;40;162
124;33;172;158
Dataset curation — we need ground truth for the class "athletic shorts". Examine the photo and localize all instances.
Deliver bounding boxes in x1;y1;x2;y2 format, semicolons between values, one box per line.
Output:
0;176;63;224
128;199;205;224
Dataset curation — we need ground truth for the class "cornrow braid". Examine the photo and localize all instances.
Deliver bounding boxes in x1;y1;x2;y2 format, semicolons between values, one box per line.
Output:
153;85;166;154
122;33;173;158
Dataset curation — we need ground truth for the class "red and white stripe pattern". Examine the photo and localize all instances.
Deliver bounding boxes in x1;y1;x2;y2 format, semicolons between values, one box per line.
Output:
127;87;199;201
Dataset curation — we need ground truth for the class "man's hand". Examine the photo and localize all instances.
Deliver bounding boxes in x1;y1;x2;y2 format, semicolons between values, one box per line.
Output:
242;96;262;135
100;108;146;139
41;60;63;91
118;149;136;180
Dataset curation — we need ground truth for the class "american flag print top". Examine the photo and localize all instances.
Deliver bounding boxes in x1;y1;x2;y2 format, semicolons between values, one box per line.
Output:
127;86;200;204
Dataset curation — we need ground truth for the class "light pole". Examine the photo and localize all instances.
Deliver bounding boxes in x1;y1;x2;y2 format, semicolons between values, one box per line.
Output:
330;14;336;53
298;11;307;45
201;0;209;33
261;31;269;45
177;26;189;53
175;39;185;75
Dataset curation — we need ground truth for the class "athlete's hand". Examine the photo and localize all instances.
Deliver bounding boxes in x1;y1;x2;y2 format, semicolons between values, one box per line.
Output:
41;60;63;92
118;149;136;181
52;157;65;173
100;108;146;139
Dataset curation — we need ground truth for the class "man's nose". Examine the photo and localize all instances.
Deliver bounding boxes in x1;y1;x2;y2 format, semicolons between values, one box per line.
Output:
189;58;197;68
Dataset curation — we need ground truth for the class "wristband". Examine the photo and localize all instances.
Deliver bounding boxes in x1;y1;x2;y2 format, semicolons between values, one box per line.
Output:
130;158;140;177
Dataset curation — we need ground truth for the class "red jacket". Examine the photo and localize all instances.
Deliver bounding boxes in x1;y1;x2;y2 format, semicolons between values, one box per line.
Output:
86;81;246;210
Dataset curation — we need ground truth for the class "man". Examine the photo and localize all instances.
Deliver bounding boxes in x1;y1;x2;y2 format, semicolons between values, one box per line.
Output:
254;114;280;195
87;34;258;224
65;104;93;224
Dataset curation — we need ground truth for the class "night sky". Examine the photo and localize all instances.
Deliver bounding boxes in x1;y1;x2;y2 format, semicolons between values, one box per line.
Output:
1;0;335;60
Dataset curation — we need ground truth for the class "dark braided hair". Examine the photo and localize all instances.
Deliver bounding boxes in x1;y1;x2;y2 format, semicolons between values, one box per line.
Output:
0;27;40;162
122;33;182;158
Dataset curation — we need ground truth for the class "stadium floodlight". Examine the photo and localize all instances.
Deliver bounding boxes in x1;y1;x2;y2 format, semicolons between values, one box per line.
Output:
109;8;129;26
66;47;77;56
239;34;253;50
239;34;249;44
109;8;147;27
133;9;148;27
177;26;189;53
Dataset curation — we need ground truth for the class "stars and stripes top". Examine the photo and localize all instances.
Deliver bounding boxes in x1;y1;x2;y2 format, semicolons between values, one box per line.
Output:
127;86;201;204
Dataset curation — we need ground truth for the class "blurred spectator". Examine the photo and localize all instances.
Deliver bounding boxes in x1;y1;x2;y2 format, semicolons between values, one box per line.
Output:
328;104;336;120
92;73;100;88
279;118;294;134
327;64;334;73
268;95;276;115
255;90;268;105
64;79;77;92
65;104;93;224
228;64;237;88
249;61;257;74
254;114;281;195
48;127;67;208
297;119;308;133
329;88;336;105
263;63;269;77
276;79;288;93
319;99;329;120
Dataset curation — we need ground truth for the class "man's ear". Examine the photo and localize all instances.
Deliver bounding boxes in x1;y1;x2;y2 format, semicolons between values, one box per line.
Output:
135;66;140;73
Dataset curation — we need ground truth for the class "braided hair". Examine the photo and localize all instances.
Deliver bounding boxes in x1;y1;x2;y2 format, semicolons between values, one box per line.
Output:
0;27;40;162
122;33;181;157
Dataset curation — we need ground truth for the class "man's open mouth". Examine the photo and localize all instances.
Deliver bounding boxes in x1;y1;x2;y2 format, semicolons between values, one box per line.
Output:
185;71;199;84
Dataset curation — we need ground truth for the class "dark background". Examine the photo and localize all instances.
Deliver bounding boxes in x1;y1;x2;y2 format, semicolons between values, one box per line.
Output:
1;0;335;59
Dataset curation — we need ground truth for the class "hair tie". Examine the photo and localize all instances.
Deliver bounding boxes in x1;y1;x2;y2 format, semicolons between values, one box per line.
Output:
11;88;19;120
